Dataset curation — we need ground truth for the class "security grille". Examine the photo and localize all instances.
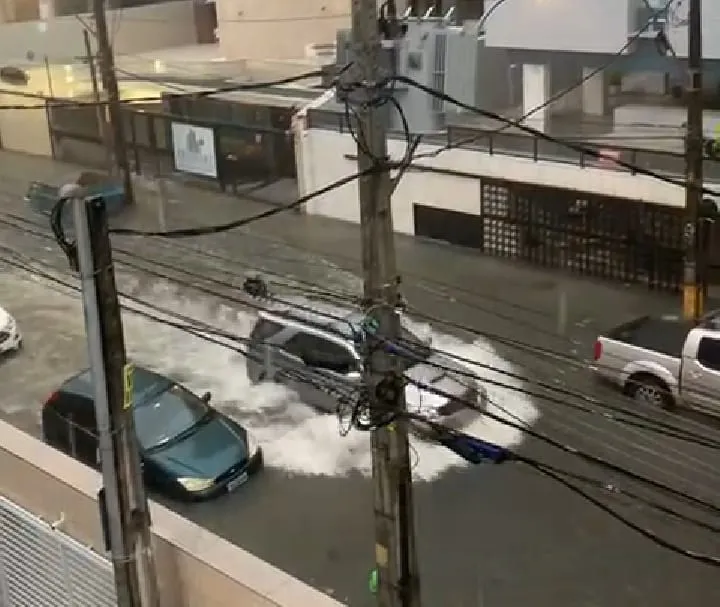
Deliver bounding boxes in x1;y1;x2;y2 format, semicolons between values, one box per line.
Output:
480;178;684;291
0;497;117;607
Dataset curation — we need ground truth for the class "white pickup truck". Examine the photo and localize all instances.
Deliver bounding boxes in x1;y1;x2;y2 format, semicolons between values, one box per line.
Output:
592;311;720;414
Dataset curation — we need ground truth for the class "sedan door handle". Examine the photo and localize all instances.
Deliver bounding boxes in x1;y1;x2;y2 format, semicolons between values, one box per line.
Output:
688;371;702;380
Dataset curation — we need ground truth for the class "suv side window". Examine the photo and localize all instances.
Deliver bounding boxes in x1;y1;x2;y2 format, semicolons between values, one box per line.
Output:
250;318;285;343
284;332;357;374
697;337;720;372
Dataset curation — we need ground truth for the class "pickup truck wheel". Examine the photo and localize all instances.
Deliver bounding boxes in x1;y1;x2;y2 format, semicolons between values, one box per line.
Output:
628;375;674;410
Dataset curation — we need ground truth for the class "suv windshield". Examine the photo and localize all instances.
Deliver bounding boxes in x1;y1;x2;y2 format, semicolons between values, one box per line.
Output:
133;384;209;450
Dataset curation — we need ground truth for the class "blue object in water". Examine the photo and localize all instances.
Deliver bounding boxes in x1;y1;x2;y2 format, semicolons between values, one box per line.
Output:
25;178;127;233
438;431;509;464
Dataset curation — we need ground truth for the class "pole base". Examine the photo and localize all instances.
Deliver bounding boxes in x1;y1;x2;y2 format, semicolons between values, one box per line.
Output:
682;283;704;321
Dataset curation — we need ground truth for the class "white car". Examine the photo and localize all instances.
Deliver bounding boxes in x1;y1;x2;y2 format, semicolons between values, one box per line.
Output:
0;306;21;354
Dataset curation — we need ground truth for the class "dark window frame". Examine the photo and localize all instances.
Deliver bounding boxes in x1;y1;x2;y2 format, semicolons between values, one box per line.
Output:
697;336;720;371
284;332;358;374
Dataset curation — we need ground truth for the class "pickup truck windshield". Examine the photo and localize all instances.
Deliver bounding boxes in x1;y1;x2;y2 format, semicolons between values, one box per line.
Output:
134;384;209;450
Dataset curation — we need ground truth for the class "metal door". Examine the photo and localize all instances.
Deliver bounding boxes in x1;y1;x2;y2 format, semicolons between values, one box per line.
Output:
479;178;684;291
681;336;720;415
681;357;720;414
0;497;116;606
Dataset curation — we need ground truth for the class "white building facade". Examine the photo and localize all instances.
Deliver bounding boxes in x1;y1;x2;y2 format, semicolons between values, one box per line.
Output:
214;0;348;61
482;0;655;130
297;127;686;236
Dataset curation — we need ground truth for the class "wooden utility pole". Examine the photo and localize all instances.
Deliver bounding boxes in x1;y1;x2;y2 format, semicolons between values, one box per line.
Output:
350;0;421;605
91;0;134;203
73;197;159;607
683;0;704;320
83;28;112;173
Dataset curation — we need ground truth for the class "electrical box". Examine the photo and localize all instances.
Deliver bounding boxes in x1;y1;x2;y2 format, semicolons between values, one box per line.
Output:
335;18;482;134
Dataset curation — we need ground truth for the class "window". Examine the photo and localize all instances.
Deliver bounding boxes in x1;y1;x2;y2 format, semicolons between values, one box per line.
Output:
134;384;210;451
284;333;357;374
250;318;285;343
697;337;720;371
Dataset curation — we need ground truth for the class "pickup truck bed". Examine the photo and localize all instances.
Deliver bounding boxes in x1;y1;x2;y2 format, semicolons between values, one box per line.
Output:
605;315;694;358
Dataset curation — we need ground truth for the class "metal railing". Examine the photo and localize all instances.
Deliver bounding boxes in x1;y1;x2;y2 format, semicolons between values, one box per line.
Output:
306;108;720;183
0;497;116;607
444;126;720;181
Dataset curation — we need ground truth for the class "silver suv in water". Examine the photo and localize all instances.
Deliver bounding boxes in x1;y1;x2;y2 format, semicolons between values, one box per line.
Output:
246;297;486;424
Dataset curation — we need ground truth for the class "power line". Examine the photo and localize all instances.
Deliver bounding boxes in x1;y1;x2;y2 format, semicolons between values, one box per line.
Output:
414;0;678;160
4;209;719;450
91;0;134;205
0;252;361;411
394;74;719;197
520;457;720;535
7;245;720;572
0;68;327;110
108;169;369;238
519;457;720;567
8;194;711;484
8;203;720;445
7;240;714;524
408;412;720;563
399;301;720;413
402;375;720;513
31;205;717;498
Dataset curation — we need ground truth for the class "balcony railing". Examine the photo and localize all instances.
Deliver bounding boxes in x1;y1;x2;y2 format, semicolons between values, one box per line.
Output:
445;125;720;183
307;108;720;184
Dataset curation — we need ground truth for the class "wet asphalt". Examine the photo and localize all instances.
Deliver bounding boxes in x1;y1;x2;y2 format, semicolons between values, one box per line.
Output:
1;152;720;606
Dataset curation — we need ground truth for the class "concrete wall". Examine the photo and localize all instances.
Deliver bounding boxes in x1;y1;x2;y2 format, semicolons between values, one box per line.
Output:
483;0;640;54
297;128;687;235
0;419;344;607
0;1;197;63
0;93;52;156
215;0;348;60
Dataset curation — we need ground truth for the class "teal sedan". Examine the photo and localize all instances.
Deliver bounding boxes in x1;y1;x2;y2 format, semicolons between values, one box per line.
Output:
41;366;263;501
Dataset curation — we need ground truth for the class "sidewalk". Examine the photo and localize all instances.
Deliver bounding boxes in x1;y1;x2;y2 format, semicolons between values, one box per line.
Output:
0;149;684;353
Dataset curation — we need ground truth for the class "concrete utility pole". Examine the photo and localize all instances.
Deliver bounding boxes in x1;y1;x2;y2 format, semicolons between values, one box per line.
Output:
91;0;135;203
683;0;704;320
73;196;159;607
82;28;112;174
350;0;421;605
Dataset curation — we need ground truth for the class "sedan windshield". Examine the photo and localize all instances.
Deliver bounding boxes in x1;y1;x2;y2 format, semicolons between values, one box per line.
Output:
133;384;209;450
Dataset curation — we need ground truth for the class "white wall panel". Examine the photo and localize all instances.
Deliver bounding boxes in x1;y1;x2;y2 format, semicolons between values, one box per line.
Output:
483;0;638;54
298;128;690;235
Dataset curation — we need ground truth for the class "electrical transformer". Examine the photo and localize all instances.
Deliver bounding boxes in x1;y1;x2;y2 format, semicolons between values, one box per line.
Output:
336;15;482;134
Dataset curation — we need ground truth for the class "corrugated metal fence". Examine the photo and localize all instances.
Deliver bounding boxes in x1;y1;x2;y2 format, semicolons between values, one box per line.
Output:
0;497;116;606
